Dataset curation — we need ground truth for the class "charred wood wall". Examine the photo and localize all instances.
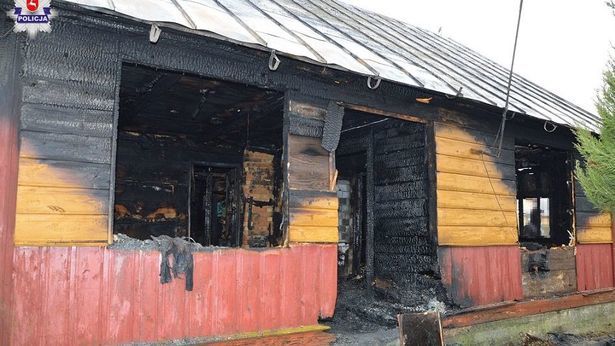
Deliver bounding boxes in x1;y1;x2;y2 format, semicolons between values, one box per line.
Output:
337;118;435;280
286;95;339;243
372;121;434;279
113;131;243;240
14;18;119;245
242;150;281;247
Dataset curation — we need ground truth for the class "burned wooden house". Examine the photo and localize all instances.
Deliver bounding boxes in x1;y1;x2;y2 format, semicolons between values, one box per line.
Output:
0;0;613;344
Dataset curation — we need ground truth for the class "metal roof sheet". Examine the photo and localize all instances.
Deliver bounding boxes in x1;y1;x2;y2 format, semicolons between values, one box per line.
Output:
63;0;601;132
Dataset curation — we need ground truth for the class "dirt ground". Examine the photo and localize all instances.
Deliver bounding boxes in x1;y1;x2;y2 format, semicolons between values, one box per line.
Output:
322;275;449;345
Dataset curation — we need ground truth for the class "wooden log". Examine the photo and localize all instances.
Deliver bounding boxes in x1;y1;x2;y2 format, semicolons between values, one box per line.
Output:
16;186;108;215
438;208;517;227
289;208;337;227
17;158;110;189
437;190;516;212
437;172;516;196
287;135;330;191
14;214;108;246
288;225;338;243
438;226;518;246
436;154;516;180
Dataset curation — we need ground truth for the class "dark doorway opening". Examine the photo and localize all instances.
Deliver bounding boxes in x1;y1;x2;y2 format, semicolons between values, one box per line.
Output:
190;165;241;247
335;110;435;281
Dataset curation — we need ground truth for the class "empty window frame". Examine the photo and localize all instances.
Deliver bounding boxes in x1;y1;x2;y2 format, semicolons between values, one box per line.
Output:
515;143;574;247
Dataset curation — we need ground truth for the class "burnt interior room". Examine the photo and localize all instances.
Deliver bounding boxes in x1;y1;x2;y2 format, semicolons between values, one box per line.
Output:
335;110;435;285
515;143;574;248
114;64;284;248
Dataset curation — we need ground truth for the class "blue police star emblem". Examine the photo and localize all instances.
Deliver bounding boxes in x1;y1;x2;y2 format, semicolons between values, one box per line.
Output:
7;0;57;38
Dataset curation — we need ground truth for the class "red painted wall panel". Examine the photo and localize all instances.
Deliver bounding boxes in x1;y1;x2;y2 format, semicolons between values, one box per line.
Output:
9;244;337;345
576;244;614;291
439;246;523;307
0;35;21;346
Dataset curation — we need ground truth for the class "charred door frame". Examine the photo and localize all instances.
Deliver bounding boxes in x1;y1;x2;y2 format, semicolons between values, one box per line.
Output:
338;103;436;287
189;161;243;246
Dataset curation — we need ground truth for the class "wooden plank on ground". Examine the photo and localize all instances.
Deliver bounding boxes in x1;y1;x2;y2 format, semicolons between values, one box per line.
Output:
397;312;443;346
442;288;615;329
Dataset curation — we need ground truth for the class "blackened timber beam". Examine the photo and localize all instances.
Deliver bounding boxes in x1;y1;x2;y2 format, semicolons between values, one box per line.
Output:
365;128;375;290
425;121;438;246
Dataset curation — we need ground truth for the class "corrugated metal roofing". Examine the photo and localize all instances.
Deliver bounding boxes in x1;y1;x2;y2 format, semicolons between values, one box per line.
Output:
63;0;601;132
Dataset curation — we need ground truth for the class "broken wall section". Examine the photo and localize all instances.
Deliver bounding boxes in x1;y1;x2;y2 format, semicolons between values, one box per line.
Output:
242;149;282;247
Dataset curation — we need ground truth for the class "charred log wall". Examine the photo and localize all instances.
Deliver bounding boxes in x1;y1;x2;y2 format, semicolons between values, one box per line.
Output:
337;117;434;281
372;121;433;279
114;131;242;240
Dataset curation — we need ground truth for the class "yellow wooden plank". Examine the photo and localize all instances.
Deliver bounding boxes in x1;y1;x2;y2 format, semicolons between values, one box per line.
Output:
576;212;612;228
290;208;338;227
436;154;515;180
438;208;517;227
18;157;110;189
437;190;516;212
435;136;514;163
576;227;613;244
289;190;339;210
15;214;108;246
288;135;330;191
437;172;516;196
16;186;108;215
438;226;518;246
288;225;338;243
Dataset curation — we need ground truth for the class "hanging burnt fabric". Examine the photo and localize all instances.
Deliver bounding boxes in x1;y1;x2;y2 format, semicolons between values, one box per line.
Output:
321;101;344;152
153;235;195;291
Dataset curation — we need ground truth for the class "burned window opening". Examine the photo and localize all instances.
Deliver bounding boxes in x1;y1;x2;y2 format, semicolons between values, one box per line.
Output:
515;143;574;248
113;64;284;248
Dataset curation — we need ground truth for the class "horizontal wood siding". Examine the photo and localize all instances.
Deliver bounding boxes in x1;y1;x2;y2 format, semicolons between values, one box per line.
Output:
15;21;118;246
287;97;338;243
9;244;337;344
434;122;518;246
575;184;612;243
